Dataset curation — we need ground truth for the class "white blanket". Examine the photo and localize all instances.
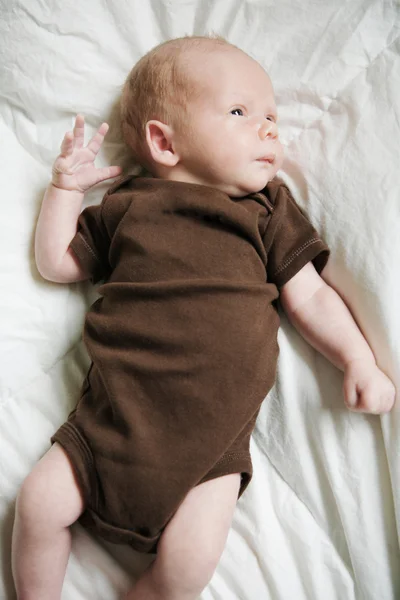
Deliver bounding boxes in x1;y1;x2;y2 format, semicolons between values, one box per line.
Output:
1;1;399;598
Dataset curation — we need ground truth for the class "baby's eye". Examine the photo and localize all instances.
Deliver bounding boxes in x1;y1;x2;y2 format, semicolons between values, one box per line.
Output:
266;116;275;122
230;108;244;116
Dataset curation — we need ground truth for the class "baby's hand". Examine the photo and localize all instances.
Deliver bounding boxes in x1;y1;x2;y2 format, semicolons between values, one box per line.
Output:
52;114;122;193
343;358;395;414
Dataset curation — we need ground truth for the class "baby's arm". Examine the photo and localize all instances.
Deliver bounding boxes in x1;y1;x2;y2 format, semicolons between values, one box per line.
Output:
280;262;395;414
35;115;122;283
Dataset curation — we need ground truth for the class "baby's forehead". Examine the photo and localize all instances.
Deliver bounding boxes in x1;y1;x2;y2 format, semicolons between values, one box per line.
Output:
181;49;274;102
181;44;254;75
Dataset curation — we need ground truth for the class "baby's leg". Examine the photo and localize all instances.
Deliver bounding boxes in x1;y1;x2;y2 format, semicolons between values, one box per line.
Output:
125;472;241;600
12;442;85;600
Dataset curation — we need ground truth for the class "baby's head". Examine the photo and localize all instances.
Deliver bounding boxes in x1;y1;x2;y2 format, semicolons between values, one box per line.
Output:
121;35;283;197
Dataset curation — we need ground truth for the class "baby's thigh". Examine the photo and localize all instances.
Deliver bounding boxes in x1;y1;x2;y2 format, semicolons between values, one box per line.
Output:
157;473;241;574
16;442;85;529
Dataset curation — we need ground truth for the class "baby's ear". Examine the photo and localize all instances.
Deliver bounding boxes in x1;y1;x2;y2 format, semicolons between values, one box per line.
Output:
145;120;179;167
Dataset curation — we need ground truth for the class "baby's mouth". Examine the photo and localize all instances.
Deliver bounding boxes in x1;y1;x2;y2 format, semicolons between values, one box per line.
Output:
257;154;275;164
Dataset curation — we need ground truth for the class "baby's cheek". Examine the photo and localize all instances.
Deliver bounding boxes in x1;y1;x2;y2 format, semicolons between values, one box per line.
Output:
275;145;285;168
220;143;243;166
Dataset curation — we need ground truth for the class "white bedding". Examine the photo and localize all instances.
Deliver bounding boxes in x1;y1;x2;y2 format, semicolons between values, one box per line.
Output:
1;1;399;598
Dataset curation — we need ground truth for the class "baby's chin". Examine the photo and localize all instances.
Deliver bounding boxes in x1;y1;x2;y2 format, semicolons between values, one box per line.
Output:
227;176;275;198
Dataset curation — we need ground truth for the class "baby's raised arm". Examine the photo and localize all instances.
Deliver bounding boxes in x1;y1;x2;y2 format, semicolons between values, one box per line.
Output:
35;115;122;283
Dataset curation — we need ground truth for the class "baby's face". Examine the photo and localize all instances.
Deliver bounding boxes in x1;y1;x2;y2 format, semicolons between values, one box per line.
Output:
172;48;284;197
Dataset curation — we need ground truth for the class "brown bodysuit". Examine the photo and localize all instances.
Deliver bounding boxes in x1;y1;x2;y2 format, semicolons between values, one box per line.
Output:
51;175;329;553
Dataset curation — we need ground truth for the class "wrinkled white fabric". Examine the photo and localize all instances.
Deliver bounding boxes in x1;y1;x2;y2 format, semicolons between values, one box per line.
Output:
1;1;399;598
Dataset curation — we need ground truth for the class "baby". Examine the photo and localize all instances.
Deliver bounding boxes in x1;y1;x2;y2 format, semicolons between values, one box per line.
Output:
12;35;395;600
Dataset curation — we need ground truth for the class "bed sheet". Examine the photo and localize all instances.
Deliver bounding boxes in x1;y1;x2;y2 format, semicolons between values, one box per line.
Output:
1;0;399;598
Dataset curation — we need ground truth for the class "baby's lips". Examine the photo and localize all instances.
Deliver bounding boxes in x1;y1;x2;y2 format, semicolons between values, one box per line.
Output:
257;153;276;163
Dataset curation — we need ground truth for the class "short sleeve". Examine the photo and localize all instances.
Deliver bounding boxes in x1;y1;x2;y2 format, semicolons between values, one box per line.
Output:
69;199;111;284
263;180;330;288
69;175;136;284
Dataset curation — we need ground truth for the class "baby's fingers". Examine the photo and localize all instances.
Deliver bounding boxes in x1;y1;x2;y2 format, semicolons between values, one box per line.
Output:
59;115;85;157
344;378;396;414
59;130;75;157
86;122;109;156
73;114;85;149
96;165;123;183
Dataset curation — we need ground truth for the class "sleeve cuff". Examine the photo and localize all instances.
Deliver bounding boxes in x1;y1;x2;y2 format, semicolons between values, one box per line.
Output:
69;232;104;284
273;239;330;288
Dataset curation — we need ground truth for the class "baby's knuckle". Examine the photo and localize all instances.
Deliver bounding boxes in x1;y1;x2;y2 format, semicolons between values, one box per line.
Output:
357;391;376;412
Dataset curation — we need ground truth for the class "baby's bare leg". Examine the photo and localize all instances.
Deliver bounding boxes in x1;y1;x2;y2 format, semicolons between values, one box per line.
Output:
12;442;84;600
125;473;241;600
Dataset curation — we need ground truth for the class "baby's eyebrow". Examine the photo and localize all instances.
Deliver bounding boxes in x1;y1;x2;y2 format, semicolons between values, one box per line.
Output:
228;93;248;105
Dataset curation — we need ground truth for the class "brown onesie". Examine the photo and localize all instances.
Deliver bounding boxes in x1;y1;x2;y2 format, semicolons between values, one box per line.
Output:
51;175;329;553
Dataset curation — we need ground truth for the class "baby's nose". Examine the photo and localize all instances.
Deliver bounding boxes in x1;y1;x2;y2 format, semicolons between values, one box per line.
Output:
258;120;278;141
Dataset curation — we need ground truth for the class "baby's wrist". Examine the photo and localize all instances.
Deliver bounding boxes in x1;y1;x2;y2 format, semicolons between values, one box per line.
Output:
50;181;85;197
344;355;376;371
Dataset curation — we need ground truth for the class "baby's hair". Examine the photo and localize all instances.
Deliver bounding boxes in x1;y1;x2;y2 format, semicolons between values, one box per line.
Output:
120;34;239;171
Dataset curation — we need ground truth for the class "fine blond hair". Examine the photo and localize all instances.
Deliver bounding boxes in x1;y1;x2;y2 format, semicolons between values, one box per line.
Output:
120;34;237;171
